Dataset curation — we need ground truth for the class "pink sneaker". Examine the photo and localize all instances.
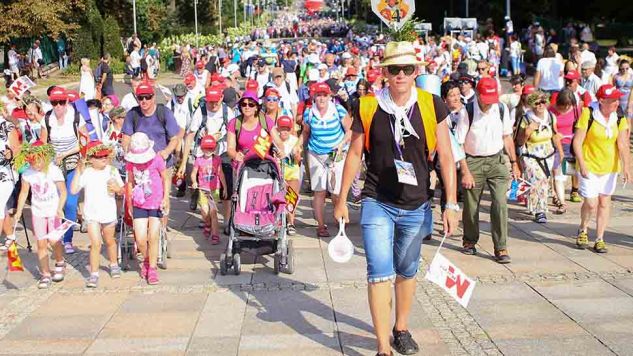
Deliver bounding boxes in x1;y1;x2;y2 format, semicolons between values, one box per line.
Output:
139;259;149;279
147;267;159;285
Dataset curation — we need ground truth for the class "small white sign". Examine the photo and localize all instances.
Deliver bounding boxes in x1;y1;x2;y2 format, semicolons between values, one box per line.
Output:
371;0;415;31
9;76;36;98
425;252;476;308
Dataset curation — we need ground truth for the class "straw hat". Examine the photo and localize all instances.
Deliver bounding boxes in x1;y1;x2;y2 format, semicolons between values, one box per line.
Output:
377;41;427;67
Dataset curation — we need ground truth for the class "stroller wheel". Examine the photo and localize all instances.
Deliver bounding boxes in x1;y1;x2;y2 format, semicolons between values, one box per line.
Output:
280;240;295;275
220;253;228;275
232;253;241;275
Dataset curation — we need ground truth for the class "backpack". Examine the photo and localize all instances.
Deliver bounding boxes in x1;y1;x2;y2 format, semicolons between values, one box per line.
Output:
193;103;230;151
129;104;171;145
359;88;438;160
570;106;624;158
94;62;103;83
44;108;81;137
235;113;270;144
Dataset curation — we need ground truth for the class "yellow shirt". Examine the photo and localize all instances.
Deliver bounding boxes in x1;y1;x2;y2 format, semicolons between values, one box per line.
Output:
576;107;629;174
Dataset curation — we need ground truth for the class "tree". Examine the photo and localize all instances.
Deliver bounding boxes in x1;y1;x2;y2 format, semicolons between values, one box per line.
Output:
103;16;124;59
0;0;84;42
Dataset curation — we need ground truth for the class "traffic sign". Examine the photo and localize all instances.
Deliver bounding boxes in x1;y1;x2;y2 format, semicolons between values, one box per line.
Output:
371;0;415;31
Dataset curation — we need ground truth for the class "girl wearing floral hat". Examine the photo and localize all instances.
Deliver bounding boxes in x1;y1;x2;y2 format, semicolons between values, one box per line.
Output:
13;141;67;289
70;141;124;288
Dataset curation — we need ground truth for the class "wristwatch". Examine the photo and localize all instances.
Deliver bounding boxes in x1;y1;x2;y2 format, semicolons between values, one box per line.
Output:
445;202;460;212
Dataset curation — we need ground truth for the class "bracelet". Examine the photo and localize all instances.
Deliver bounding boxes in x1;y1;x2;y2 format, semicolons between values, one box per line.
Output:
445;202;461;212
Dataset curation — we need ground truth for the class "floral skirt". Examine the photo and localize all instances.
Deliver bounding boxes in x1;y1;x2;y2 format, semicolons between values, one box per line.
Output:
522;154;554;215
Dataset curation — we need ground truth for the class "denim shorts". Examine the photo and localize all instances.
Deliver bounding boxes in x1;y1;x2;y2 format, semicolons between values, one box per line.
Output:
360;197;433;283
132;207;163;219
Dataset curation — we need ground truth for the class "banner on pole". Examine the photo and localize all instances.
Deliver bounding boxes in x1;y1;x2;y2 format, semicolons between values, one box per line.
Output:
371;0;415;31
425;252;476;308
9;76;36;98
42;220;78;243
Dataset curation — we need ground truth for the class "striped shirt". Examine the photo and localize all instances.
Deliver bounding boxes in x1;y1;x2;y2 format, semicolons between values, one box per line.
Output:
48;107;85;171
304;102;347;155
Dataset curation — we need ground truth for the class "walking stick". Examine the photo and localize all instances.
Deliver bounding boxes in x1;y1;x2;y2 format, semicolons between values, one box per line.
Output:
21;215;32;252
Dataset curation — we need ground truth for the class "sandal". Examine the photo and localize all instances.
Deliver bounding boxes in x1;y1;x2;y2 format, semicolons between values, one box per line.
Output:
211;235;220;245
287;224;297;236
203;227;211;239
38;275;52;289
52;262;66;282
552;196;567;215
317;225;331;238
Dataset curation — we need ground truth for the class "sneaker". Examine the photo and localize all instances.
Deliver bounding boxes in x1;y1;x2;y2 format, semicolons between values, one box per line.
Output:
80;220;88;233
287;224;297;236
38;275;52;289
52;262;66;282
576;230;589;249
110;265;122;279
495;250;512;264
423;234;432;241
85;274;99;288
347;197;361;210
64;243;75;254
392;328;419;355
147;267;159;285
570;191;582;203
593;240;608;253
140;259;149;279
461;243;477;255
534;212;547;224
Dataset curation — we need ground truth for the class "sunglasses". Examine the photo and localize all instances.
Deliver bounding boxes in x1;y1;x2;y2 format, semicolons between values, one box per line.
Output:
386;65;416;76
477;67;488;72
240;101;257;108
138;95;154;101
51;100;67;106
266;96;280;102
535;100;548;106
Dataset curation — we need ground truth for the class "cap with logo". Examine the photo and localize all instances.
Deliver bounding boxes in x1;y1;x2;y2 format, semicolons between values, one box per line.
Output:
48;87;68;101
310;82;332;97
205;86;223;102
564;70;581;81
476;77;499;104
245;79;259;91
135;82;155;96
200;135;217;150
596;84;623;99
276;116;293;129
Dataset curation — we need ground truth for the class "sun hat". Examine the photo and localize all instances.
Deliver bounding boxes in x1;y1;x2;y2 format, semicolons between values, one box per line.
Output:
86;140;112;158
125;132;156;164
211;72;225;83
307;53;320;64
377;41;428;67
564;70;581;80
200;135;217;150
205;86;223;102
239;91;260;106
109;106;126;119
476;77;499;104
172;84;187;97
341;52;352;60
596;84;623;99
317;63;328;70
325;78;341;93
48;87;67;101
135;82;154;96
458;74;476;85
276;116;293;129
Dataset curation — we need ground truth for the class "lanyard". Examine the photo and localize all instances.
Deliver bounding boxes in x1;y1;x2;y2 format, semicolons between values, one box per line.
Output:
388;108;415;160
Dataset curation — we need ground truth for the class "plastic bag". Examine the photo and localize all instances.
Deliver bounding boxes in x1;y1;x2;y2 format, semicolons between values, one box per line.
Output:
328;219;354;263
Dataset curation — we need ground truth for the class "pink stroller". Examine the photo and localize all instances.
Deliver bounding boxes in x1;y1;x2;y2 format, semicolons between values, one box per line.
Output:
220;153;295;275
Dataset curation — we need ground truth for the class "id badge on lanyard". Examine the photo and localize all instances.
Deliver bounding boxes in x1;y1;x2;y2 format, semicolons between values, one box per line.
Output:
390;113;418;186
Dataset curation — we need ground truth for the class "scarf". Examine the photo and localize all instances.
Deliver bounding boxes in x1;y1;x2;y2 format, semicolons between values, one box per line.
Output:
527;110;550;132
376;87;419;146
590;102;617;138
312;100;337;123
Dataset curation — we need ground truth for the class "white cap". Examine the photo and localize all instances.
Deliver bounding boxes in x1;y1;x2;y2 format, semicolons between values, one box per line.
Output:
317;63;328;70
307;68;319;82
342;52;352;59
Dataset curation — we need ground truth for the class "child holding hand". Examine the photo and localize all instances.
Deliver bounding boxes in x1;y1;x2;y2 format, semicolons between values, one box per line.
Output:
191;136;226;245
70;141;124;288
276;116;301;235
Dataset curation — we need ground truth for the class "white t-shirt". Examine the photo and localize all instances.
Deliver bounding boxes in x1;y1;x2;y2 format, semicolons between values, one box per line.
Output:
78;166;123;223
455;101;512;157
8;50;18;66
130;50;141;69
121;93;139;112
189;105;235;158
536;58;563;91
510;41;522;58
22;164;65;218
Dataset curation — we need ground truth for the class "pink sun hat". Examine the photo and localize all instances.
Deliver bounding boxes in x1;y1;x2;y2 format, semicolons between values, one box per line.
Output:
125;132;156;164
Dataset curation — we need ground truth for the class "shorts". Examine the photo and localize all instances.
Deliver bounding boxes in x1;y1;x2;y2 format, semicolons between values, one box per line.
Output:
219;163;233;200
198;189;219;210
307;150;345;194
553;143;572;170
0;180;15;219
132;207;163;219
85;220;116;228
579;172;618;198
32;216;61;241
360;197;432;283
283;162;301;181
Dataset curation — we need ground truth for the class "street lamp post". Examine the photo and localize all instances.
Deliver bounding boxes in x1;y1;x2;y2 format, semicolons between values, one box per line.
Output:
219;0;223;34
194;0;199;47
132;0;137;34
234;0;238;27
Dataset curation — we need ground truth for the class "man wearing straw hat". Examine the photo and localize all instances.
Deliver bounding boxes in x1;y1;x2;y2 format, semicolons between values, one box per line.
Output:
335;41;459;356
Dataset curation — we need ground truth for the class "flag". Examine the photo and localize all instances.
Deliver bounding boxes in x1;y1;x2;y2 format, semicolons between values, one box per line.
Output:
7;241;24;272
9;76;36;98
425;252;476;308
253;128;272;159
285;185;299;213
42;220;77;243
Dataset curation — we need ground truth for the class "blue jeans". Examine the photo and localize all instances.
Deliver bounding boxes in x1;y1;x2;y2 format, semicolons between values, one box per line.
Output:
511;57;520;74
63;169;80;243
360;198;433;283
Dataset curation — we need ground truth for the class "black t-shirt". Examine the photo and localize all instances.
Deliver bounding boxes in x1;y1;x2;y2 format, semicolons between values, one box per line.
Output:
351;95;449;210
101;63;114;95
223;87;238;108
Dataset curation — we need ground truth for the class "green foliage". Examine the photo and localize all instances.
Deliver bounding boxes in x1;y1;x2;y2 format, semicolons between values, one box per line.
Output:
137;0;170;42
103;16;124;60
0;0;83;42
72;28;100;61
388;18;422;42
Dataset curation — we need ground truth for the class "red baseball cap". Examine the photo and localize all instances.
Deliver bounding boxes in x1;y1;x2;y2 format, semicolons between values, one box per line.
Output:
264;88;280;97
66;90;80;103
346;67;358;77
564;70;581;81
48;87;67;101
135;82;155;96
596;84;623;99
11;108;28;120
310;82;331;96
276;115;294;129
245;79;258;91
476;77;499;104
200;135;217;150
522;85;536;96
205;86;223;102
184;74;196;85
195;60;205;69
351;47;360;55
211;72;225;83
366;69;381;84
